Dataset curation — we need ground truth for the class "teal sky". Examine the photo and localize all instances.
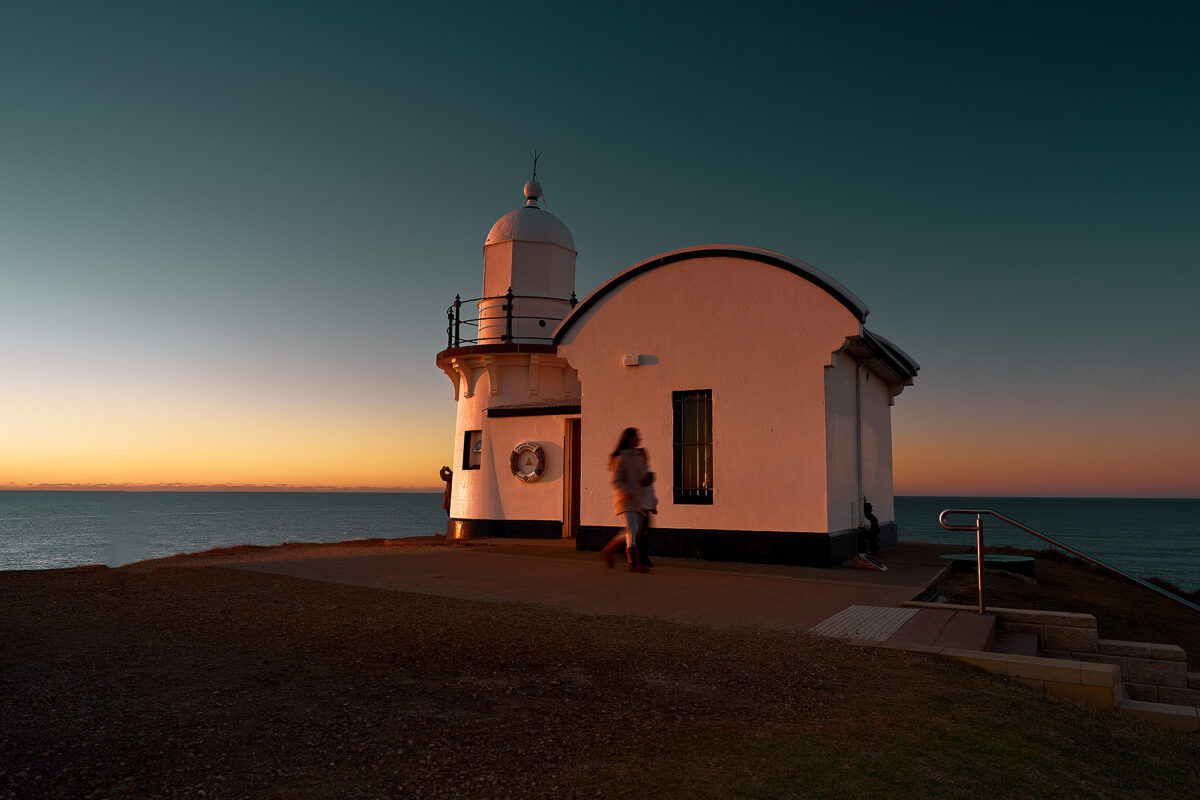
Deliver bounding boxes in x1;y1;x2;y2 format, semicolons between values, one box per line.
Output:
2;1;1197;495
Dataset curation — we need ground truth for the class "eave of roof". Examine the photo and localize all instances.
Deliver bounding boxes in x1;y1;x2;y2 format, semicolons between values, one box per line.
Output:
486;402;582;418
846;328;921;385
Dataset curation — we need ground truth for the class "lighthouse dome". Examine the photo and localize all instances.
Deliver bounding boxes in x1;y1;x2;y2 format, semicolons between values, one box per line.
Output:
484;180;576;252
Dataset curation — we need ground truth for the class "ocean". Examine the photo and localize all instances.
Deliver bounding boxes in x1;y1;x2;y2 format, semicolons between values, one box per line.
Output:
1;492;1197;591
896;496;1200;593
0;491;447;572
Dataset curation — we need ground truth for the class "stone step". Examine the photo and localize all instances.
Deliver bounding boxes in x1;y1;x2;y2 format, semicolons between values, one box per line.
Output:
1159;686;1200;707
1098;639;1186;661
1124;681;1200;705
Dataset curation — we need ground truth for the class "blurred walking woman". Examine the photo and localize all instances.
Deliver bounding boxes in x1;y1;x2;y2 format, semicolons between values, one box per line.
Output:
600;427;650;573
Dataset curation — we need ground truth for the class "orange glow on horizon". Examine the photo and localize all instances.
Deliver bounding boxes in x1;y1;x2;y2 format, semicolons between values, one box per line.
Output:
6;378;1197;497
894;418;1200;498
1;387;455;491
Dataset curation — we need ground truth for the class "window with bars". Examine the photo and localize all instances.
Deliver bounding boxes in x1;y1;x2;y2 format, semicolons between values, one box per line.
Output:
672;390;713;504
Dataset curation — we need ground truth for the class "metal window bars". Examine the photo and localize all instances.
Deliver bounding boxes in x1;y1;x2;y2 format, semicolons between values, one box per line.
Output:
673;390;713;504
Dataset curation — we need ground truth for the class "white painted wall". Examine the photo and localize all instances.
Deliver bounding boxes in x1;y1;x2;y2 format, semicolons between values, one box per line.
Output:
483;415;569;521
823;353;859;532
446;377;499;520
479;240;576;342
859;367;896;524
558;255;861;533
439;351;579;523
824;355;900;532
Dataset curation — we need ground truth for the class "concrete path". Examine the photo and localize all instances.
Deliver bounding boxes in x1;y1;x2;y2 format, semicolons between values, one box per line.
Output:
229;540;966;633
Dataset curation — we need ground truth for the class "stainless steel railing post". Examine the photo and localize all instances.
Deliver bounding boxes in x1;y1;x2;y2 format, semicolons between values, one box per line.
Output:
939;509;1200;615
975;514;985;614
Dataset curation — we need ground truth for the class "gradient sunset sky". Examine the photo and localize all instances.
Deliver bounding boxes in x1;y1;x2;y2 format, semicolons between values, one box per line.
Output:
2;2;1197;497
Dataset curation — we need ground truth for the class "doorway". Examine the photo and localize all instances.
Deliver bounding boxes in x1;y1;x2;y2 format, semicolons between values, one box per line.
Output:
563;418;581;538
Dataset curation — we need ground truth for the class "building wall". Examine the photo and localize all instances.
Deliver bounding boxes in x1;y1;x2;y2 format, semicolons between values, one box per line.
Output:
557;255;861;534
823;352;859;532
480;414;570;521
479;240;576;343
482;240;576;299
824;354;899;533
442;351;578;529
859;366;896;524
446;367;499;520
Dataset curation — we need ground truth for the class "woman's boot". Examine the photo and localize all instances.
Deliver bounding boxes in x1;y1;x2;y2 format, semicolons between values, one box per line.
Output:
599;535;624;568
627;546;649;573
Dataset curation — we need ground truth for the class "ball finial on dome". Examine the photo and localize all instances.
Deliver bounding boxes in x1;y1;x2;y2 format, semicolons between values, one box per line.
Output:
523;179;543;208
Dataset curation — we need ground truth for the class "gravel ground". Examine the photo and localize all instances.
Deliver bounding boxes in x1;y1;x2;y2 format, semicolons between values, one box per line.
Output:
0;561;876;800
3;548;1198;800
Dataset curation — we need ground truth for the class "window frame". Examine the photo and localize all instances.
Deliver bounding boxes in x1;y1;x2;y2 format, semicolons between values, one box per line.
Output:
672;389;713;505
462;429;483;470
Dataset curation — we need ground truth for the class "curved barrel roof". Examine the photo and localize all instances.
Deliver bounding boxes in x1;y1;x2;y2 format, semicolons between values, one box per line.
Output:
553;245;869;344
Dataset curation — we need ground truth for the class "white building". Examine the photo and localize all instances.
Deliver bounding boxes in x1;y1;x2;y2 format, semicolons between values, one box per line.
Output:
435;176;918;566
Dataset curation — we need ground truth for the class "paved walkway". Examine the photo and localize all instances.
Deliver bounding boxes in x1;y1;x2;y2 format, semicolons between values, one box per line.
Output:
229;540;967;633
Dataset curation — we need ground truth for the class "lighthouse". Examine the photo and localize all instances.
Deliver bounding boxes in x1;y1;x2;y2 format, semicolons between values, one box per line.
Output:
435;173;583;539
436;169;919;565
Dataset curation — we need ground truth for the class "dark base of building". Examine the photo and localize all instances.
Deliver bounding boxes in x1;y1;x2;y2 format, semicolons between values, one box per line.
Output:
445;518;563;540
576;522;899;568
880;521;899;549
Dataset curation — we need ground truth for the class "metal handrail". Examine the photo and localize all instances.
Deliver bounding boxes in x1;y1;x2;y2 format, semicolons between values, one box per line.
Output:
939;509;1200;615
444;288;578;347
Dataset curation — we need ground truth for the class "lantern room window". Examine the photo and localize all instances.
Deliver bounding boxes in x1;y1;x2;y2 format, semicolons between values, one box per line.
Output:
673;390;713;504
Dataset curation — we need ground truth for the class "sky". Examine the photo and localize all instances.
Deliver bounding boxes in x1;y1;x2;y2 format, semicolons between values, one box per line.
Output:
1;1;1197;496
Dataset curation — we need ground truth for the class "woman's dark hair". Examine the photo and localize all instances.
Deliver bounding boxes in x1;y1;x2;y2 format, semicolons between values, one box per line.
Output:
611;427;639;458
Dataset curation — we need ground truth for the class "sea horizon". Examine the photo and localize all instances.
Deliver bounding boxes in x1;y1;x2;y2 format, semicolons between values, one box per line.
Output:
3;488;1198;500
1;492;1197;591
1;485;443;493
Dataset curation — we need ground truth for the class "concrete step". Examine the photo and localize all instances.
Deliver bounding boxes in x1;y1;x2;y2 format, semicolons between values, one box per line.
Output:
1117;699;1200;733
888;609;995;651
992;632;1039;656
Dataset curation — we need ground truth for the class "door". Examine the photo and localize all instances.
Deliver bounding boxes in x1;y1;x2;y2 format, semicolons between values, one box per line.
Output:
563;418;581;538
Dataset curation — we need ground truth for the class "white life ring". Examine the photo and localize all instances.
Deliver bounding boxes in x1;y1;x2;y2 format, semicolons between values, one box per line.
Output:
509;441;546;483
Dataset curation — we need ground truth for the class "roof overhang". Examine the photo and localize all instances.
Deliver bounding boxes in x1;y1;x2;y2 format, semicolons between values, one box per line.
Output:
842;328;920;386
487;402;582;418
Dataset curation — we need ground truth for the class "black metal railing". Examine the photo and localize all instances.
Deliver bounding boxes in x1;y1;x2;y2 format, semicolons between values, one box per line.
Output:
445;287;578;348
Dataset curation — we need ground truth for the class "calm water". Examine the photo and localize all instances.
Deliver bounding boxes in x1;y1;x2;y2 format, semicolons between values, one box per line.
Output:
0;491;447;571
1;492;1197;591
895;496;1200;592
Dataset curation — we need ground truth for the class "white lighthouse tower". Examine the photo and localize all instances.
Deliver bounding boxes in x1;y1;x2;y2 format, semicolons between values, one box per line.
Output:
435;171;583;539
